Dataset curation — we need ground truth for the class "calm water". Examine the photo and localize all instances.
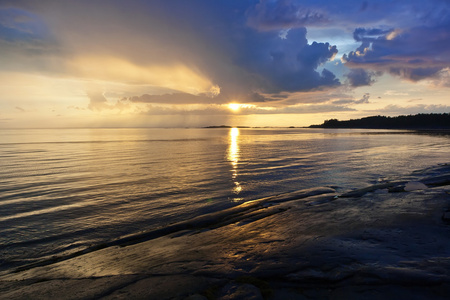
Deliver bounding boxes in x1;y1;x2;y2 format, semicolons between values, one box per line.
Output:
1;128;449;273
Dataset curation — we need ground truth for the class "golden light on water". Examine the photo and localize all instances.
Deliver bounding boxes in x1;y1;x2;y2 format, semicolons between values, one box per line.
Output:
228;127;239;167
227;127;242;200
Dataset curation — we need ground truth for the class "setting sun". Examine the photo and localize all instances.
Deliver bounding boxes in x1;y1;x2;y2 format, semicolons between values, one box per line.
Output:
228;103;241;111
227;103;256;112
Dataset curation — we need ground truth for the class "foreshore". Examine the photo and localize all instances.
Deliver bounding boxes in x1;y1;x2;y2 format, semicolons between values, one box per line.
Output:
1;164;450;299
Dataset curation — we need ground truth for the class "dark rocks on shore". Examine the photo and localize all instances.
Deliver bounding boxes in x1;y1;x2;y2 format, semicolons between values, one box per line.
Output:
1;164;450;299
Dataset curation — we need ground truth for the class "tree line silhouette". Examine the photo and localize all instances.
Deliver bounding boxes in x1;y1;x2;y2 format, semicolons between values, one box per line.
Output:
310;113;450;129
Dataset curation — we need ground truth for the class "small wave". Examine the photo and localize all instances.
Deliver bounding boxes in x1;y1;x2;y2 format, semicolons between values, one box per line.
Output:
4;186;335;274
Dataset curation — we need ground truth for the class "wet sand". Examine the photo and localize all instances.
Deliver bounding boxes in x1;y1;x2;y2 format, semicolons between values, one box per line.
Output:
1;165;450;299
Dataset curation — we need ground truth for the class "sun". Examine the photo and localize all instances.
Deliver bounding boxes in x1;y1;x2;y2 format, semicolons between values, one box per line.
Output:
228;103;241;111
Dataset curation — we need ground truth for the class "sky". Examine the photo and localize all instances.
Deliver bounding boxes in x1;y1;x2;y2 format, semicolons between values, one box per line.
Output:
1;0;449;128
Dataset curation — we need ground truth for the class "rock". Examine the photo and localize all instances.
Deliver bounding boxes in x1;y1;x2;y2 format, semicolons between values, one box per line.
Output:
443;211;450;222
185;294;208;300
404;181;428;191
374;188;389;194
304;194;337;206
218;283;263;300
388;185;405;193
340;181;406;197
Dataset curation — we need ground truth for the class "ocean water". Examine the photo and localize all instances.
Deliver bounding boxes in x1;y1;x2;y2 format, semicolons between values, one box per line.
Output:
1;128;449;273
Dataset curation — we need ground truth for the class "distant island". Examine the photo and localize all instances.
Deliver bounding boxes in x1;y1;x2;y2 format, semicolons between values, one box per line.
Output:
310;113;450;129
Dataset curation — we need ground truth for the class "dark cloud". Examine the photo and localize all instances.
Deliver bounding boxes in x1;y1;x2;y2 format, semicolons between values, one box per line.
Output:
121;24;341;105
0;7;57;55
232;28;340;93
246;92;272;103
352;28;392;42
297;42;338;69
357;93;370;104
0;6;64;77
246;0;328;31
332;93;370;105
345;68;380;87
389;67;443;81
343;16;450;81
0;7;49;41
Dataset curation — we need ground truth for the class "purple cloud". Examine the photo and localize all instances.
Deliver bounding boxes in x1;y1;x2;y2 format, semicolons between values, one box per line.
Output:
343;19;450;81
332;93;370;105
246;0;328;31
345;68;380;87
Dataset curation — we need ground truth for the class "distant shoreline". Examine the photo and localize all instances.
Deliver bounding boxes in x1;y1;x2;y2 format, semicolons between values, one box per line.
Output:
309;113;450;130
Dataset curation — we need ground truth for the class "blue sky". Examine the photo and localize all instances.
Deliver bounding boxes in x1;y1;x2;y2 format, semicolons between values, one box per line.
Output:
0;0;449;127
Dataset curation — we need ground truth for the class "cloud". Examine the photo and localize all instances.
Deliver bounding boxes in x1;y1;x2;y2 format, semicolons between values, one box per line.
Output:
87;89;134;112
389;67;444;82
0;6;61;74
0;7;51;44
274;104;355;114
87;90;110;111
345;68;380;87
431;67;450;87
373;104;450;115
127;82;352;109
0;1;342;103
246;0;328;31
297;42;338;69
114;24;341;106
127;91;284;106
352;28;393;42
332;93;370;105
384;90;409;96
357;93;370;104
275;88;354;106
128;92;219;105
232;27;340;93
343;17;450;81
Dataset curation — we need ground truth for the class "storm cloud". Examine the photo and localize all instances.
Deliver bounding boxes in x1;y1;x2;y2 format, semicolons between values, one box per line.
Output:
0;0;341;103
343;16;450;82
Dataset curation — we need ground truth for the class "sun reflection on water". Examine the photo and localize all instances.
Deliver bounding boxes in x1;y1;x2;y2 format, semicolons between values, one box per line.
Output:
227;128;243;200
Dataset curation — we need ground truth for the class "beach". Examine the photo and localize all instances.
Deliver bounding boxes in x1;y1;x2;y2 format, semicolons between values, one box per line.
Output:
1;164;450;299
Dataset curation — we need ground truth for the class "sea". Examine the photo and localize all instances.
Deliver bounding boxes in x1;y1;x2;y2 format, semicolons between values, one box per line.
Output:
1;127;449;274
